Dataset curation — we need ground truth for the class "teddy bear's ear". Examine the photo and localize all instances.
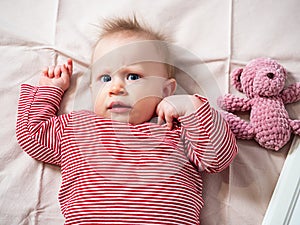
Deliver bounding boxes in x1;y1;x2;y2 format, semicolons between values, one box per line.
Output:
231;68;244;92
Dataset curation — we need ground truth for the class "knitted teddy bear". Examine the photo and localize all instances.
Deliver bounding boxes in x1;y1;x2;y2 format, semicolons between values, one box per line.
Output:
218;58;300;151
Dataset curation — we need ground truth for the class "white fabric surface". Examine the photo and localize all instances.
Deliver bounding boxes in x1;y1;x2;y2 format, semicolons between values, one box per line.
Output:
1;0;299;224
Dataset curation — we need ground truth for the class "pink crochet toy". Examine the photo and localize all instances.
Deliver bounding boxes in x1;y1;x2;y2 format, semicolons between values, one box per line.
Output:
218;58;300;151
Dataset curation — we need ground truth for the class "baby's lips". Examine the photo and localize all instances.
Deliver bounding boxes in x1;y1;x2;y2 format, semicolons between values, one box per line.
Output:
108;101;131;109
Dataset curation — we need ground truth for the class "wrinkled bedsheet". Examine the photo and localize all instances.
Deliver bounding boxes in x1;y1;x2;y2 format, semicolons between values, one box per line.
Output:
1;0;299;224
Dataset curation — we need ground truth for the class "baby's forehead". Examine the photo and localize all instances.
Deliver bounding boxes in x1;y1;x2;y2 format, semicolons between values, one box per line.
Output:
92;34;170;67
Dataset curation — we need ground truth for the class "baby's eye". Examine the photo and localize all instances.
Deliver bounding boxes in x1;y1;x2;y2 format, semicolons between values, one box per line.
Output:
127;73;141;81
99;74;111;82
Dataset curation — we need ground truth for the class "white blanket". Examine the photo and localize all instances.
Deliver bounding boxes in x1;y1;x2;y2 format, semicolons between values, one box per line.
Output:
1;0;299;224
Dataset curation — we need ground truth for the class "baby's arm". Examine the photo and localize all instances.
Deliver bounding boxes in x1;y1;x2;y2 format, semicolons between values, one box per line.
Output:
157;94;238;172
16;60;73;165
39;58;73;91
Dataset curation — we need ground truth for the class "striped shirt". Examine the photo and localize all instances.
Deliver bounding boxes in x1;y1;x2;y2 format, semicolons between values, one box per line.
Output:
16;84;237;225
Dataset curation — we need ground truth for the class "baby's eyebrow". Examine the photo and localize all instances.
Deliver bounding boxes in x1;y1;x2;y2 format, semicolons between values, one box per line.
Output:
92;66;111;75
101;69;112;74
115;65;144;75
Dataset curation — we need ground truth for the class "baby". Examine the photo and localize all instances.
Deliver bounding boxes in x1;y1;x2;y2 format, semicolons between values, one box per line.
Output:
16;16;238;225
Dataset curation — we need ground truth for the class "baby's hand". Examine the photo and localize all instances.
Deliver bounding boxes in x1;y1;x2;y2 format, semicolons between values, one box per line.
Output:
39;59;73;91
156;95;203;130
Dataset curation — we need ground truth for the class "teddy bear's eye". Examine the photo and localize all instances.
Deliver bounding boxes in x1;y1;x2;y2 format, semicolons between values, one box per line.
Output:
266;73;275;79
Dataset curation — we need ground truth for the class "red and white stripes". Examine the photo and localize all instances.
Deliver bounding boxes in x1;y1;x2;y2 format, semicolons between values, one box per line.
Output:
16;84;237;225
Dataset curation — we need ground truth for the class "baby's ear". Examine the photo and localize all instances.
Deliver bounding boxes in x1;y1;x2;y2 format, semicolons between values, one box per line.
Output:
163;78;177;97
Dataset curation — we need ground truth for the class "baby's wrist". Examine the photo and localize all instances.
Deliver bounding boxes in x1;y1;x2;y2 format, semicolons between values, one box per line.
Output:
184;95;204;115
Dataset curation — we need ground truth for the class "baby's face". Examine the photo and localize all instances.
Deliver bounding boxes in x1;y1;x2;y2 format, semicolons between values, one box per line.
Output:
91;32;175;125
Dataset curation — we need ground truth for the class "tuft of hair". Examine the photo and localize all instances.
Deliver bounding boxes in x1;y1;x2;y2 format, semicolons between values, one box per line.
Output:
100;15;169;42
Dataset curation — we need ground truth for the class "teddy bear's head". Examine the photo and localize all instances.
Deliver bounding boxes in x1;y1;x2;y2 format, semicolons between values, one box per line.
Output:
231;58;287;98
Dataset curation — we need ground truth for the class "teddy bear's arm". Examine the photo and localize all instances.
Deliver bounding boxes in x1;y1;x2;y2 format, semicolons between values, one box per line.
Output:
218;94;251;112
280;82;300;104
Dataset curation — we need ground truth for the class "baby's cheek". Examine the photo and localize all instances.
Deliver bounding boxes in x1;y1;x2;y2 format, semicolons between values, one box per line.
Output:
129;81;164;100
91;83;106;98
93;87;107;108
130;97;161;124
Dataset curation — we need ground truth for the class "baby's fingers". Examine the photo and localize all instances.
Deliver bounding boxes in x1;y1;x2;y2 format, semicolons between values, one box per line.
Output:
156;108;175;130
164;114;174;130
54;65;62;78
42;67;49;76
65;58;73;75
48;66;55;78
61;64;71;80
157;113;173;130
156;104;165;125
157;113;165;126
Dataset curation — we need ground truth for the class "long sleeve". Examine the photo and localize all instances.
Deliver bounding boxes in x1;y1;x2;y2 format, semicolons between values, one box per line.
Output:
16;84;70;166
179;95;238;173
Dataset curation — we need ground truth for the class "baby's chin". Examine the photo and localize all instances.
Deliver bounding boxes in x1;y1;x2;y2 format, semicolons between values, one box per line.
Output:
94;108;156;125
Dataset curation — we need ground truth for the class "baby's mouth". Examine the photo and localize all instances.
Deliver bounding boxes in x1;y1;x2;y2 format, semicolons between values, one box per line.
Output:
108;102;132;113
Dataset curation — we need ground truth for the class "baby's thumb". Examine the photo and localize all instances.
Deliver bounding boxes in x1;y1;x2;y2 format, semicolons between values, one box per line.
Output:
157;115;164;125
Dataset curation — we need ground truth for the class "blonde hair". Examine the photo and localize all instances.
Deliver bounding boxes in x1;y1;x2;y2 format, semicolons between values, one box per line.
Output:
96;15;175;78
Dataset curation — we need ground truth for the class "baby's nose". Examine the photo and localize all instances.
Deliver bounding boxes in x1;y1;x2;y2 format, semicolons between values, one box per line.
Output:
109;79;127;96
